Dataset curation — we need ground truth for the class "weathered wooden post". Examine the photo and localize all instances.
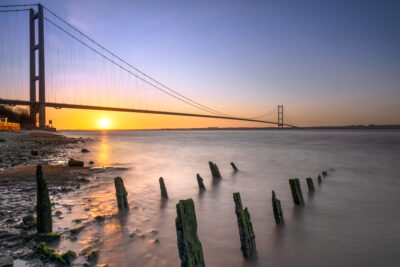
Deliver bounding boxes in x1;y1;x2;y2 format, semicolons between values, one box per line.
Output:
230;162;239;172
306;177;315;192
317;175;322;184
209;161;221;179
114;177;129;211
159;177;168;199
322;171;328;177
36;165;52;233
233;192;256;258
176;199;205;267
272;190;284;224
289;178;304;206
196;174;206;190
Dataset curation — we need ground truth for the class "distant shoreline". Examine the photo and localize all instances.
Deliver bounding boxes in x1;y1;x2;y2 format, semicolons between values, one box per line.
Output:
58;124;400;131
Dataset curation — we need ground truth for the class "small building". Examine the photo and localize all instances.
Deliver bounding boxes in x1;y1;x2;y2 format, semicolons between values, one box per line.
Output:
0;118;21;131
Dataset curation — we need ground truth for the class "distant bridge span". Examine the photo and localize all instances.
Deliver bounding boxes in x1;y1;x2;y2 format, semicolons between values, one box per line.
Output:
0;99;297;128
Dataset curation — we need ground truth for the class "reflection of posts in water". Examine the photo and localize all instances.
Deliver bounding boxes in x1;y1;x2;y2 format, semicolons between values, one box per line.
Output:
176;199;205;267
233;192;257;258
196;174;206;190
289;178;304;206
306;177;315;192
230;162;239;172
272;190;284;224
114;177;129;211
209;161;222;179
159;177;168;199
36;165;52;233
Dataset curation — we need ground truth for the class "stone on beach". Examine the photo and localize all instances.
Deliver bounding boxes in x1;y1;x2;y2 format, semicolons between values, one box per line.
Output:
68;158;84;167
306;177;315;192
233;192;256;258
159;177;168;199
196;174;206;190
0;256;13;267
36;165;52;233
175;199;205;267
208;161;221;179
81;148;90;153
114;177;129;211
272;191;284;224
230;162;239;172
289;178;305;206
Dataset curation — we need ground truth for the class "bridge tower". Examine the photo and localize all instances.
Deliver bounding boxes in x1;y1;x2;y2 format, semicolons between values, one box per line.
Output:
29;4;46;128
278;105;283;128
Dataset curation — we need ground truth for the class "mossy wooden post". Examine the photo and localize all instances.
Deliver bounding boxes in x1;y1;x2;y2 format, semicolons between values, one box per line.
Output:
230;162;239;172
114;177;129;211
306;177;315;192
317;175;322;184
233;192;256;258
175;199;205;267
159;177;168;199
289;178;304;206
272;191;284;224
36;165;52;233
196;174;206;190
209;161;221;179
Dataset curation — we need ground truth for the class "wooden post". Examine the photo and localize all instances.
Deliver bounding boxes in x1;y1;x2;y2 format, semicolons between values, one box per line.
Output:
272;190;284;224
36;165;52;233
230;162;239;172
114;177;129;211
196;174;206;190
159;177;168;199
233;192;256;258
209;161;221;179
306;177;315;192
322;171;328;177
317;175;322;184
289;178;304;206
176;199;205;267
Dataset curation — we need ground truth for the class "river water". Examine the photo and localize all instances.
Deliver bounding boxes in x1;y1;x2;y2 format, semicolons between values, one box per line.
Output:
50;129;400;267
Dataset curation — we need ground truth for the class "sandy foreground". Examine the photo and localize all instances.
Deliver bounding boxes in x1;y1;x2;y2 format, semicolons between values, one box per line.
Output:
0;131;98;265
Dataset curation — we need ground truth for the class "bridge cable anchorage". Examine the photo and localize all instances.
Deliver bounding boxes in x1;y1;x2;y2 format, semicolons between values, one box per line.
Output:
43;6;232;117
44;16;236;117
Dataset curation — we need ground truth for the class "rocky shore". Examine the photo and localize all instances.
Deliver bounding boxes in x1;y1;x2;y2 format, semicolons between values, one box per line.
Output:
0;131;97;266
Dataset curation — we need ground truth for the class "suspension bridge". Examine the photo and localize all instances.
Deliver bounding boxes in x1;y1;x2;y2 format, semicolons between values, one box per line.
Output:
0;4;296;129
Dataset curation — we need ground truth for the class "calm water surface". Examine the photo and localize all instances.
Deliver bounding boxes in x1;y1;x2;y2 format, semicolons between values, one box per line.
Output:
51;130;400;267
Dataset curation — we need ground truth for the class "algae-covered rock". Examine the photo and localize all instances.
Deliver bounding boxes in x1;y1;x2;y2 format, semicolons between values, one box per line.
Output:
33;242;65;265
289;178;304;206
36;232;61;242
21;214;37;229
272;191;284;224
159;177;168;199
176;199;205;267
114;177;129;211
196;174;206;190
61;250;77;264
0;256;13;267
70;225;85;235
36;165;52;233
94;215;105;223
87;249;99;262
233;192;256;258
68;158;84;167
81;148;90;153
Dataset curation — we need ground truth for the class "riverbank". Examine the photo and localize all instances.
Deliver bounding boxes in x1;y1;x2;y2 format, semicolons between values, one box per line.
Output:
0;131;100;265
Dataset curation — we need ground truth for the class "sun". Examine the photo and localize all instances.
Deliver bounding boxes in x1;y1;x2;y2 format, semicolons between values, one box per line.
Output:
99;118;110;129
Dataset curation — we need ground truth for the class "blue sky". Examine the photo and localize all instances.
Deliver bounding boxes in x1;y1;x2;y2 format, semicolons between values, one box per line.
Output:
1;0;399;127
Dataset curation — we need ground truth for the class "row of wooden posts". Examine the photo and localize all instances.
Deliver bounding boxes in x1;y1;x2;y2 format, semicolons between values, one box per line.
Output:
34;163;328;267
